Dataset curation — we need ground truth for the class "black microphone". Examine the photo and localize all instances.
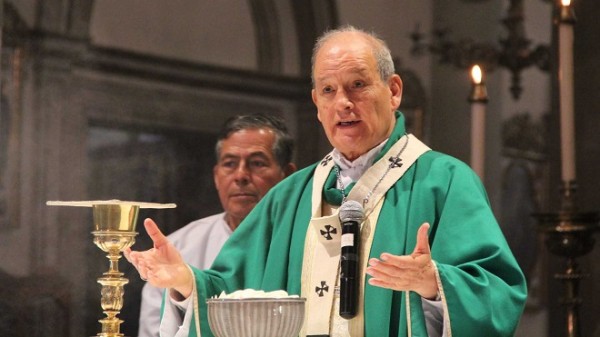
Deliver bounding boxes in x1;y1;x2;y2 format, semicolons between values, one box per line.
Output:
339;200;364;319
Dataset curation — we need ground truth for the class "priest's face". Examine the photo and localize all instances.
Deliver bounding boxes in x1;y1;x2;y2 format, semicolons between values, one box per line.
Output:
214;128;288;230
312;32;402;161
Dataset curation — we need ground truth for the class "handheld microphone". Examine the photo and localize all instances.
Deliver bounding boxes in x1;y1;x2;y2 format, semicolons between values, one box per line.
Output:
338;200;364;319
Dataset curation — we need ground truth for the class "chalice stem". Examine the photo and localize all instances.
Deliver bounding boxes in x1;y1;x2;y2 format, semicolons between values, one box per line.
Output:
97;276;128;337
106;250;124;277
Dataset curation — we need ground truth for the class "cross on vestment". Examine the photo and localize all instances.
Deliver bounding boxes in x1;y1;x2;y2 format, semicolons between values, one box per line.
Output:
388;156;403;168
320;225;337;240
315;281;329;297
320;154;333;166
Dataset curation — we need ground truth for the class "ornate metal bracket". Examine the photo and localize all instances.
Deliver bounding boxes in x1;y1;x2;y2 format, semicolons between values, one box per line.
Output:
410;0;551;100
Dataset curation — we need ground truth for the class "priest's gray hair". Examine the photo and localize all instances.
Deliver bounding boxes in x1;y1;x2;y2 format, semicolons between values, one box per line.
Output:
215;114;295;169
311;25;395;88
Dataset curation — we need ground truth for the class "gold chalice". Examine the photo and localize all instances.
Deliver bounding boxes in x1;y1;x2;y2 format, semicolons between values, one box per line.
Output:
47;200;176;337
92;203;139;337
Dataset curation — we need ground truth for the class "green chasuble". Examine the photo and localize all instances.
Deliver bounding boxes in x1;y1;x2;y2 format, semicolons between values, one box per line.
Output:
184;112;527;337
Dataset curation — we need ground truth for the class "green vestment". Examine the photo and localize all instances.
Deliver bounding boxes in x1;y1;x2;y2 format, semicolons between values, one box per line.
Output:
183;112;527;337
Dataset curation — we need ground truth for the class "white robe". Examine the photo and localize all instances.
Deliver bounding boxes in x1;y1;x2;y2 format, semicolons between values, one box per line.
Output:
138;213;232;337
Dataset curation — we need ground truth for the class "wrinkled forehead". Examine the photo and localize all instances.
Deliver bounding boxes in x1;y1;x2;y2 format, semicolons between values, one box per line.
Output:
316;32;375;59
313;33;378;76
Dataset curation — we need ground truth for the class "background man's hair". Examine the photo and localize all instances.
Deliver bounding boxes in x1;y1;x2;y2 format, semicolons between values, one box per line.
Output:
215;114;295;168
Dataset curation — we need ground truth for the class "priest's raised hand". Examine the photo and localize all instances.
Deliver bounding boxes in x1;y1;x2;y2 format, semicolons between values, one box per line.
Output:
124;218;194;299
366;222;438;300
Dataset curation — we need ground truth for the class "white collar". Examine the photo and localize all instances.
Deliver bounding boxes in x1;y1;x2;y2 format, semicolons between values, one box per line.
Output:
332;139;388;186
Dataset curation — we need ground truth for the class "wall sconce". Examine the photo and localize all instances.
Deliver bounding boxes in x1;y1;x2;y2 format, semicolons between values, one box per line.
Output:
410;0;551;100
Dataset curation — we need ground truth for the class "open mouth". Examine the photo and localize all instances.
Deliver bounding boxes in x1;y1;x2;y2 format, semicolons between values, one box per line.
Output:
338;120;360;127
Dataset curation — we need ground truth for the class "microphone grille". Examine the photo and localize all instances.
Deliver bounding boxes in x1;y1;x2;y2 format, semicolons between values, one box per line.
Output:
339;200;364;223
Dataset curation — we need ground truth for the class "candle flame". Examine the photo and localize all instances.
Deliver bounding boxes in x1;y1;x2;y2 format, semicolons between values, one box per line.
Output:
561;0;571;6
471;65;483;84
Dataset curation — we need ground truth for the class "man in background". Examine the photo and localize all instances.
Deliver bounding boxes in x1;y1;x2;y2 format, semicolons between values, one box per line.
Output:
137;113;296;337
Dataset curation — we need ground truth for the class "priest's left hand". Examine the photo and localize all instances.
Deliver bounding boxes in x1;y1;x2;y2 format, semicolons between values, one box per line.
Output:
366;222;438;300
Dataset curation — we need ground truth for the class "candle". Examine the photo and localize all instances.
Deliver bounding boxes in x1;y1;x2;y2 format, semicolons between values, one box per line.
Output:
469;65;488;180
559;0;576;183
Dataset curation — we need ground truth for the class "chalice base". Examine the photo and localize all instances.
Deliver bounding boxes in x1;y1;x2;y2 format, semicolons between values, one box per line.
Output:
96;313;125;337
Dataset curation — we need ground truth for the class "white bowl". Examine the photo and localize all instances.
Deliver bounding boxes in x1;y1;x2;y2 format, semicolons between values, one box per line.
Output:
206;297;305;337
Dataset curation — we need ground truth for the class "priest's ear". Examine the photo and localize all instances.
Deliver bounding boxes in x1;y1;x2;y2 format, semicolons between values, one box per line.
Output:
389;74;403;110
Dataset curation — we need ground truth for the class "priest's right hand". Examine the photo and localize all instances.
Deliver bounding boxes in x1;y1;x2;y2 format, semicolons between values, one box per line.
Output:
124;218;194;299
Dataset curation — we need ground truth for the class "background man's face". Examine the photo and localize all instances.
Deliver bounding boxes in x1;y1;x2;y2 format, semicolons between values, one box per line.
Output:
213;128;286;228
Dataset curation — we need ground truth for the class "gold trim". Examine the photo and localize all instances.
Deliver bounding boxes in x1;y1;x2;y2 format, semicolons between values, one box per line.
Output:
432;262;452;337
190;265;202;337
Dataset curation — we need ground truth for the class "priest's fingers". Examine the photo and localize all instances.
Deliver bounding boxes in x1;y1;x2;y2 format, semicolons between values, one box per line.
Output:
142;218;186;267
123;248;133;263
367;260;435;295
366;256;427;281
124;247;149;280
136;259;151;281
144;218;169;249
128;249;168;286
411;222;431;257
124;247;146;269
366;252;435;296
372;251;432;271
